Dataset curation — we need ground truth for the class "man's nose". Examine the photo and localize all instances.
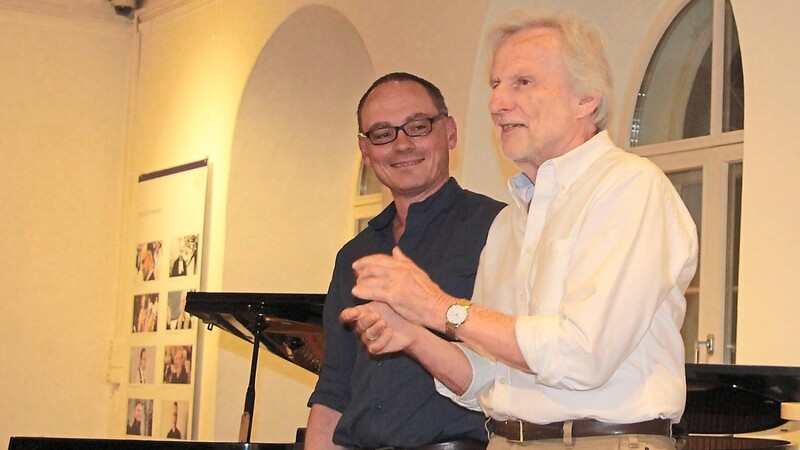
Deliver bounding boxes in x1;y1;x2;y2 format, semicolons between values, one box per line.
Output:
392;128;414;150
489;85;511;115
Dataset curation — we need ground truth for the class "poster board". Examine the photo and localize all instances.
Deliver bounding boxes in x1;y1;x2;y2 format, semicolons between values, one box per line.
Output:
124;159;207;440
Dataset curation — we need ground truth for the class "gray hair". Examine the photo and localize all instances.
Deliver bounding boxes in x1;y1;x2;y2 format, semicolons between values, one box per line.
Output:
488;12;612;130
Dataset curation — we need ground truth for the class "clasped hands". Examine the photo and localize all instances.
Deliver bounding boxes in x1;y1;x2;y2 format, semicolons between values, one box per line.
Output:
341;246;451;354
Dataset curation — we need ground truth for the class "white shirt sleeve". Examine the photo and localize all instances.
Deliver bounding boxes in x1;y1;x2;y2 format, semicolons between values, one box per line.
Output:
434;343;496;410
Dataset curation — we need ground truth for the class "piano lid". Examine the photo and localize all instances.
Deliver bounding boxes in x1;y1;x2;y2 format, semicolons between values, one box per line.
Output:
185;291;326;374
680;363;800;435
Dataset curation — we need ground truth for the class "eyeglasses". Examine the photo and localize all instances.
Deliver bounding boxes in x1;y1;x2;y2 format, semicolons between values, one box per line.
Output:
359;113;447;145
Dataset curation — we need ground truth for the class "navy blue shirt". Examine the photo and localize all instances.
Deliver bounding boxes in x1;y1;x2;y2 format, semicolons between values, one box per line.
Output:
308;178;505;448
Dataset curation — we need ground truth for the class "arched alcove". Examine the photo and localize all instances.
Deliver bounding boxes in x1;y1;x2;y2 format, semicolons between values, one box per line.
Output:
215;5;373;442
224;5;373;293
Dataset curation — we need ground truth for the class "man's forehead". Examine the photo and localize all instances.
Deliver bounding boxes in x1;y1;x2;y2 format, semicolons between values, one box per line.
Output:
490;29;564;77
503;27;561;48
362;81;437;120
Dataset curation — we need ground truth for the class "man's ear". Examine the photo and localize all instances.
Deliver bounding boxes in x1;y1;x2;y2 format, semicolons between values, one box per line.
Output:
445;116;458;150
358;136;372;167
576;95;601;120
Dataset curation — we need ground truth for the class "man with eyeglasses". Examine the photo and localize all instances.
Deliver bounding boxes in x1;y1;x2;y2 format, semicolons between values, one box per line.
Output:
305;72;505;450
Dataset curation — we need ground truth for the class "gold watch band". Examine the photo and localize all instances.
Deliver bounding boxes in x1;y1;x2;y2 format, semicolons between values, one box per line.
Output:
445;321;458;340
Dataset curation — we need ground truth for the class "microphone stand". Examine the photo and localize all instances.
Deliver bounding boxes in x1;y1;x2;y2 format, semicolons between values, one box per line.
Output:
238;311;265;443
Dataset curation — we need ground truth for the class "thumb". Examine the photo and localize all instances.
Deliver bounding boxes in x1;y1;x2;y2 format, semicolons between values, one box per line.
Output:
392;246;411;262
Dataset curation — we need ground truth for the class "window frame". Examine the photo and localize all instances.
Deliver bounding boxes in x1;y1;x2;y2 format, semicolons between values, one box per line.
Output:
625;0;743;364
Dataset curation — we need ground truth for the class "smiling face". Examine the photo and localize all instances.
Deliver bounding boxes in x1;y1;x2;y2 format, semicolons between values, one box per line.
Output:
489;27;599;180
358;80;456;206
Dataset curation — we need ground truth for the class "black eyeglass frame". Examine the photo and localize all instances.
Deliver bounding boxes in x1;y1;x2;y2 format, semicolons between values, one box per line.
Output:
359;113;448;145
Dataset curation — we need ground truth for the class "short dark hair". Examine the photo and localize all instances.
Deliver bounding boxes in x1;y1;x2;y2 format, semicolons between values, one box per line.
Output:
357;72;449;131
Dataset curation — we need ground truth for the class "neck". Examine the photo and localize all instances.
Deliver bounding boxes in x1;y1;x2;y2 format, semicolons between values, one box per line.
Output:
516;161;541;184
392;209;407;243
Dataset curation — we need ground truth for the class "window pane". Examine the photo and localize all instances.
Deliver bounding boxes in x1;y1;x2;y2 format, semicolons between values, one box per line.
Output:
724;162;742;363
667;169;703;363
355;217;370;234
358;163;382;195
682;45;711;140
631;0;712;146
723;1;744;132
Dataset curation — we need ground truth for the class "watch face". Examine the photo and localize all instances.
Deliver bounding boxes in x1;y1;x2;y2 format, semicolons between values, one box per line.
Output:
447;305;468;324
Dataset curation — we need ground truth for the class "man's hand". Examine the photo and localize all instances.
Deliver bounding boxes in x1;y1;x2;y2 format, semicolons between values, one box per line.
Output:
340;301;422;354
351;246;451;328
342;300;476;396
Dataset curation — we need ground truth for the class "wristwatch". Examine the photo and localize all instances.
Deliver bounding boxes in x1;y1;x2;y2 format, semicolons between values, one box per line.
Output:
445;299;472;340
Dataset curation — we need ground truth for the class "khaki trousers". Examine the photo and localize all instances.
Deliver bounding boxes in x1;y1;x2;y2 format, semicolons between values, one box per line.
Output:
488;434;676;450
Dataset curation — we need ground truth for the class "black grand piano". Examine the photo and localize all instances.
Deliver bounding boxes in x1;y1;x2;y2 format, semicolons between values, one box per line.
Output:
10;292;800;450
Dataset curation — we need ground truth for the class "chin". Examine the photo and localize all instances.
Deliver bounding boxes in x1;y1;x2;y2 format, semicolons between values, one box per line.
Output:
500;146;526;162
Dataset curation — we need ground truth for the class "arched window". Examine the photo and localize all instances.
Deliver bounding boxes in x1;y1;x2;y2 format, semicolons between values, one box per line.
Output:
631;0;743;146
629;0;743;364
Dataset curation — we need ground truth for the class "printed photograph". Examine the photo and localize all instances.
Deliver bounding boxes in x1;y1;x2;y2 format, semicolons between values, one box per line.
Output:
125;398;153;436
169;234;198;277
132;293;159;333
167;290;193;330
163;345;192;384
161;400;190;440
129;346;156;384
135;241;162;282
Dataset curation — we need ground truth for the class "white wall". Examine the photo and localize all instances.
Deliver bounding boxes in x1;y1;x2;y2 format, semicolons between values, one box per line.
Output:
731;0;800;366
0;4;132;447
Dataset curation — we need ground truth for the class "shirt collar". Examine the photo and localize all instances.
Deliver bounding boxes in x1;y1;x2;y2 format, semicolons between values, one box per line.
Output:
369;177;461;230
508;172;535;209
508;131;615;209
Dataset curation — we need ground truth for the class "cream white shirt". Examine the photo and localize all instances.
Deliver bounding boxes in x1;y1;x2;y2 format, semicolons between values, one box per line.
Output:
436;131;698;424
